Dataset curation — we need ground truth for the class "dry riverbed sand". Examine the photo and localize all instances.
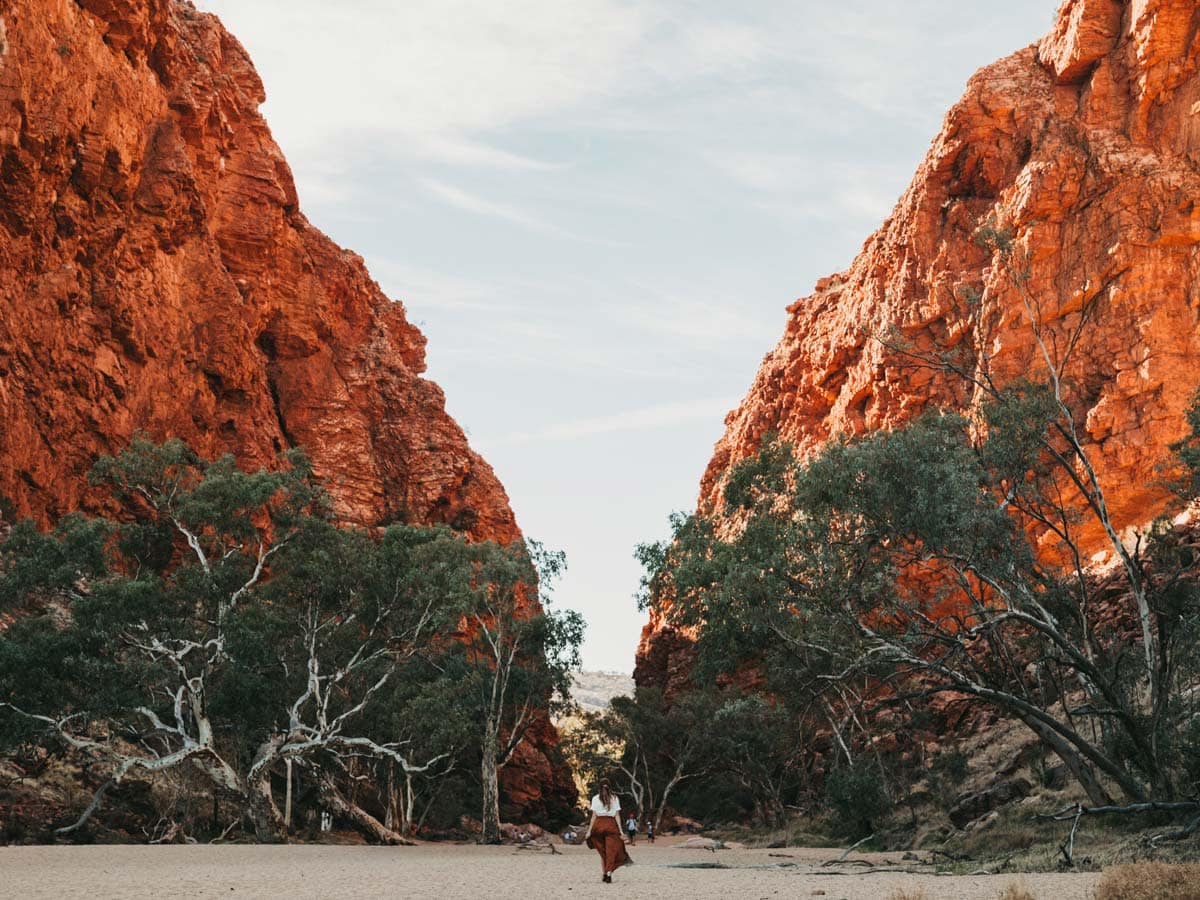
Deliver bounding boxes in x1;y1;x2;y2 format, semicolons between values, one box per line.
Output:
0;839;1102;899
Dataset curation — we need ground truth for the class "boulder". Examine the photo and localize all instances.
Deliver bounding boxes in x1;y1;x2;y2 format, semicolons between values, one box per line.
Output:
949;778;1033;829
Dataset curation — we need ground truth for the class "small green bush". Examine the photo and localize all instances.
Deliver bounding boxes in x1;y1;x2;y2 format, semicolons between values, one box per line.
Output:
825;763;889;837
931;749;969;783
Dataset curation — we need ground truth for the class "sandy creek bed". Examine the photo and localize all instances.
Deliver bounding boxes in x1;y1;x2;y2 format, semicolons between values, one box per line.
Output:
0;839;1103;899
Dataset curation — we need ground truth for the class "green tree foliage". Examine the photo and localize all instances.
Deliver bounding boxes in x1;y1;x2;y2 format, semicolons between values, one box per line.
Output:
566;686;716;832
824;762;889;839
640;385;1200;821
568;683;818;832
710;695;808;827
632;228;1200;838
0;438;581;842
446;539;583;843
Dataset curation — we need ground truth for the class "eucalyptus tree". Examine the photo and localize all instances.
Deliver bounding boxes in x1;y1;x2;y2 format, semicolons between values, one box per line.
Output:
0;440;480;841
642;391;1200;814
568;687;716;833
448;539;583;844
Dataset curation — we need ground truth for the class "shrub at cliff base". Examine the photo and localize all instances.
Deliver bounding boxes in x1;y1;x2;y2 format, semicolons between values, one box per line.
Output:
0;439;581;843
1094;863;1200;900
824;762;889;839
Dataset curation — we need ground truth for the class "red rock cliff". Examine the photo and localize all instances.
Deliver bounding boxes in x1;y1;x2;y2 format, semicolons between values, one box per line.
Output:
0;0;574;821
637;0;1200;691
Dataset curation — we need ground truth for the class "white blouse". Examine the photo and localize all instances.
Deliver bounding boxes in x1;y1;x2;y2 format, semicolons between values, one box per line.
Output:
591;794;621;817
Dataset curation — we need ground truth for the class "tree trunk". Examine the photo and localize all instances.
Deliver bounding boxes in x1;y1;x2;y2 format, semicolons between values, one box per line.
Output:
246;772;287;843
654;770;685;835
1024;716;1115;807
481;721;502;844
752;794;785;827
384;761;397;830
403;770;415;837
318;774;413;845
284;758;293;833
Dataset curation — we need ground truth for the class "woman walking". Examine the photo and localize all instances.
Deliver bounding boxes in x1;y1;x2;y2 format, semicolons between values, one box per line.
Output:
584;779;630;883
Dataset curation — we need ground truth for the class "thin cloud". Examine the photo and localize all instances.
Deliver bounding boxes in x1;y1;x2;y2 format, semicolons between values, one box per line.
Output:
197;0;651;169
485;397;739;447
417;178;573;238
612;286;780;347
414;135;565;171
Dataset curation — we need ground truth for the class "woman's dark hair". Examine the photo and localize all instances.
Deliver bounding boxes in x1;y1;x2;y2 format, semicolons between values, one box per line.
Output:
599;779;613;809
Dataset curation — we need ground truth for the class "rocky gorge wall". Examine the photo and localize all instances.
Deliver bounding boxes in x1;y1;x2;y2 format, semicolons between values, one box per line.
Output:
0;0;574;822
637;0;1200;693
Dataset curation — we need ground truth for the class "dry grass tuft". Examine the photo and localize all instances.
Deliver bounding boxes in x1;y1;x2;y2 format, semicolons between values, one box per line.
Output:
1095;862;1200;900
997;881;1037;900
888;888;928;900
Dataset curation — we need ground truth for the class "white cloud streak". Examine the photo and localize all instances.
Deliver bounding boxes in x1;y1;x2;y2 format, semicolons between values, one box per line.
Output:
486;397;739;447
198;0;651;169
417;177;571;236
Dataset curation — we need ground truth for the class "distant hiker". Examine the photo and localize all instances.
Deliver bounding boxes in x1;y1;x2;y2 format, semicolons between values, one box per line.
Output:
646;820;655;843
585;779;631;883
625;813;638;845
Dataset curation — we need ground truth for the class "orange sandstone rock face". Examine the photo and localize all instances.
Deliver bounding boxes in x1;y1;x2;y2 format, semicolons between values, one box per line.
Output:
0;0;512;539
637;0;1200;691
0;0;573;820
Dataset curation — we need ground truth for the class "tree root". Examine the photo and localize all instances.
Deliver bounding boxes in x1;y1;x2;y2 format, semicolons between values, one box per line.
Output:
318;775;414;846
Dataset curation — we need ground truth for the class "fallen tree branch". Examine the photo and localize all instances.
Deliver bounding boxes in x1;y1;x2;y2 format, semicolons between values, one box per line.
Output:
1037;799;1200;862
56;778;115;835
147;818;197;845
318;773;414;845
803;867;932;877
928;848;973;863
1039;800;1200;822
821;833;875;866
1150;811;1200;846
969;853;1015;876
210;820;240;844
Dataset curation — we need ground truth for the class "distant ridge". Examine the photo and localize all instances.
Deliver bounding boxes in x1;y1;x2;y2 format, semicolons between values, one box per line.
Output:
571;671;635;713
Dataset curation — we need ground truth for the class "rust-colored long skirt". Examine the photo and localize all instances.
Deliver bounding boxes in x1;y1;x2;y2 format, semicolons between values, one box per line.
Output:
586;816;629;872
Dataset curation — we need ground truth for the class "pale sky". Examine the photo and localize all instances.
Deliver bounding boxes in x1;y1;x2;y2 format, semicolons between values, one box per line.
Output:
195;0;1055;672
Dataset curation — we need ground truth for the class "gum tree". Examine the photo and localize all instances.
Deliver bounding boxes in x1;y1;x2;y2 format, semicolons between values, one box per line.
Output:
449;539;583;844
0;440;485;841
